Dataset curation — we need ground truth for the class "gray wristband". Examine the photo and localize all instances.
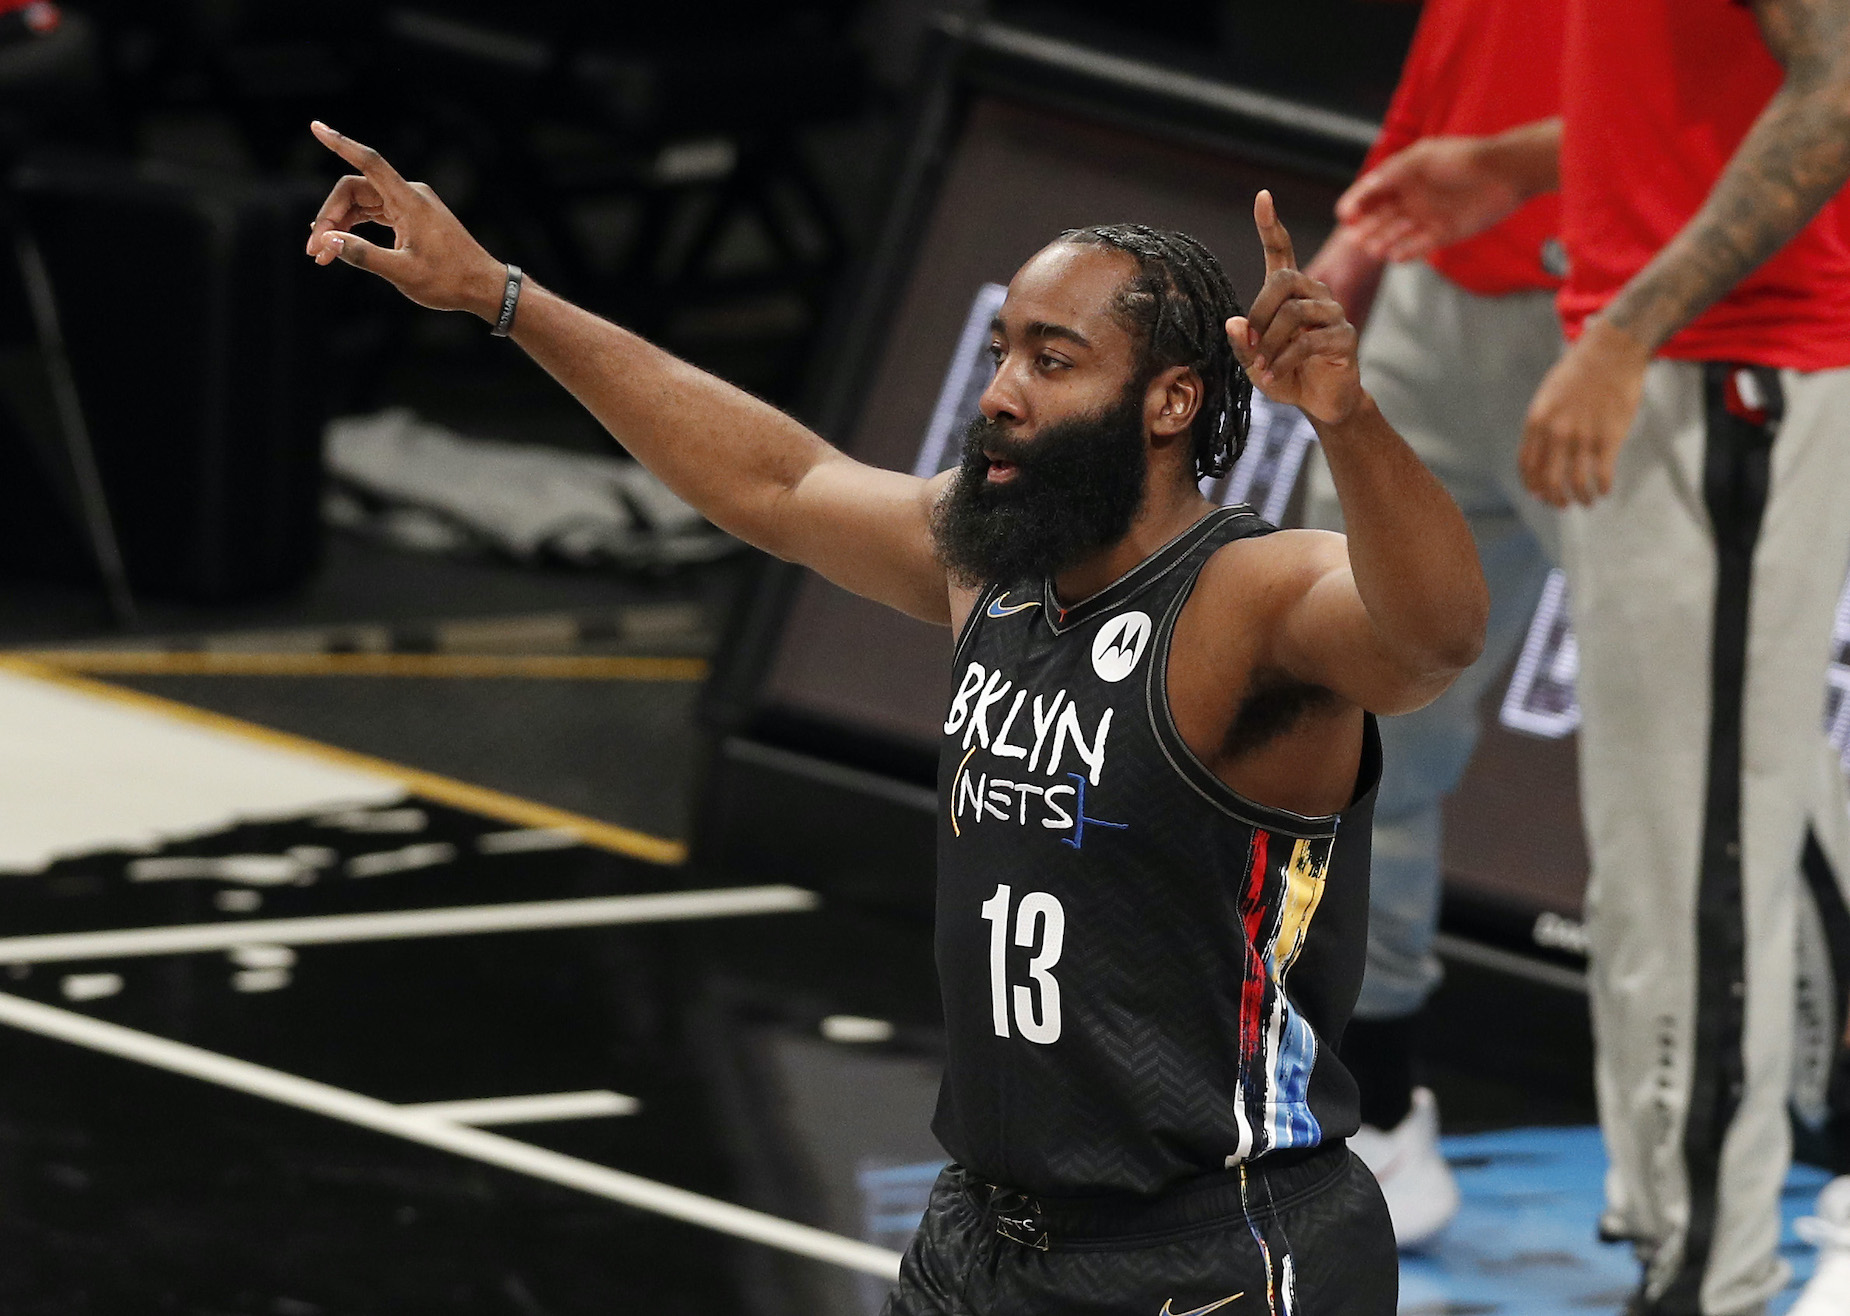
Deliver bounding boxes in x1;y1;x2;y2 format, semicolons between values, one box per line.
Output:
489;264;523;337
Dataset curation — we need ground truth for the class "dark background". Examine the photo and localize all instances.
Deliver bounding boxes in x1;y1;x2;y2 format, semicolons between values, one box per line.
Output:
0;0;1423;639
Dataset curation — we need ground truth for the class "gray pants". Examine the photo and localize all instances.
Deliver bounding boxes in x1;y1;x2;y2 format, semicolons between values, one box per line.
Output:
1564;359;1850;1315
1305;259;1563;1019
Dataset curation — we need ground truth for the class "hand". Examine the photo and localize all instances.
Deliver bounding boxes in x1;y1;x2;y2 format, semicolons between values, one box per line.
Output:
1302;225;1386;333
1227;191;1364;427
1335;136;1528;263
1517;318;1652;507
305;121;506;319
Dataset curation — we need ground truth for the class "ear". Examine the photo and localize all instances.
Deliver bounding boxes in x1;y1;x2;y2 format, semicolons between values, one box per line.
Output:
1145;365;1203;440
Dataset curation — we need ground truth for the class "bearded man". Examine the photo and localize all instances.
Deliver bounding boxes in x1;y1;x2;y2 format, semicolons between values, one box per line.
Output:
305;120;1487;1315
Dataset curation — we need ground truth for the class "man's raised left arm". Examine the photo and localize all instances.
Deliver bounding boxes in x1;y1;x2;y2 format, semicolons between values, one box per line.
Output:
1227;193;1490;716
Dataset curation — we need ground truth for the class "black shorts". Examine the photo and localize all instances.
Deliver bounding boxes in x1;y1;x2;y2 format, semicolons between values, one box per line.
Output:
882;1143;1396;1316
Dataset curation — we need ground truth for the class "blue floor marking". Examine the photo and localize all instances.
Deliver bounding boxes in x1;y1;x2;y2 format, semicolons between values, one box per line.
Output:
1410;1126;1833;1314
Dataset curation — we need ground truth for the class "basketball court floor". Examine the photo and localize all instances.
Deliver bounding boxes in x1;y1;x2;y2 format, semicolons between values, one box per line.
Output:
0;624;1833;1315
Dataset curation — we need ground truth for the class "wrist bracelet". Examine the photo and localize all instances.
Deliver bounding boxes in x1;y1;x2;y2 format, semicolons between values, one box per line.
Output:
490;264;523;337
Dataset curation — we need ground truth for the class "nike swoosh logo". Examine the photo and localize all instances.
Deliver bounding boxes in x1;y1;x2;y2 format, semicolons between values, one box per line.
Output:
987;592;1042;618
1160;1296;1243;1316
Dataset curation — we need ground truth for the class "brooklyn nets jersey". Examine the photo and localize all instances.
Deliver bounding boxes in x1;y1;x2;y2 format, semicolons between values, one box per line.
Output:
932;506;1382;1196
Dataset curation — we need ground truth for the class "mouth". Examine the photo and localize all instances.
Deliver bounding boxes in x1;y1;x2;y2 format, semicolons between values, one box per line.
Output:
984;457;1020;483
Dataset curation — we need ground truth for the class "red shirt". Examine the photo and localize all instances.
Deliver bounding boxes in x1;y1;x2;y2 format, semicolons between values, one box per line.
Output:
1366;0;1565;297
1559;0;1850;370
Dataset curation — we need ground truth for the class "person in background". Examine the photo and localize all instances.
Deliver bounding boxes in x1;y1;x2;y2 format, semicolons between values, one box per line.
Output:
1337;0;1850;1309
1299;0;1566;1249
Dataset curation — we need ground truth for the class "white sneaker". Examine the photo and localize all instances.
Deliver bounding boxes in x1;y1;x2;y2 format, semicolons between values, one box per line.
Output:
1791;1176;1850;1316
1348;1086;1460;1249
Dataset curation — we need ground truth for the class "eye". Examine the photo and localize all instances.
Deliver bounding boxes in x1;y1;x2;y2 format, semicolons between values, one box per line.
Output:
987;342;1004;365
1037;353;1068;371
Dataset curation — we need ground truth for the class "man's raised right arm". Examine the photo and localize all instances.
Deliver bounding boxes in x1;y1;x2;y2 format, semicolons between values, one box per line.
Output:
304;122;954;625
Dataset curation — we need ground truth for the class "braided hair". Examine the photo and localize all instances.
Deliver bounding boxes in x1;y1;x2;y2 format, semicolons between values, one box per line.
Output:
1057;223;1252;480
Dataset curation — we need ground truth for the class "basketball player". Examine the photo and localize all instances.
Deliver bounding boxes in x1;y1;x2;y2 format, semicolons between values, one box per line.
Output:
305;121;1490;1313
1334;0;1850;1310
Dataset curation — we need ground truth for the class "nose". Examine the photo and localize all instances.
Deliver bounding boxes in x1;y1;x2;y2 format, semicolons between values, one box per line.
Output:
977;358;1023;426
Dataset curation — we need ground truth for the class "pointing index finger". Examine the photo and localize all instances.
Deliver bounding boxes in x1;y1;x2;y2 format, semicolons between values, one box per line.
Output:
1254;189;1297;275
311;121;414;206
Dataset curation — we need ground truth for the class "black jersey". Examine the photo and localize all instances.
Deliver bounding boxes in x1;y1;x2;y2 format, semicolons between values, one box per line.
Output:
931;506;1382;1197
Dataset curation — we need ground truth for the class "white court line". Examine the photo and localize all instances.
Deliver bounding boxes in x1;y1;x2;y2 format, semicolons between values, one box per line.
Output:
0;886;818;965
402;1090;640;1125
0;991;904;1280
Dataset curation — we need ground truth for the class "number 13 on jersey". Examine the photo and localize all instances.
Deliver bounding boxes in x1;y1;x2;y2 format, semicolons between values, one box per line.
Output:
980;883;1066;1044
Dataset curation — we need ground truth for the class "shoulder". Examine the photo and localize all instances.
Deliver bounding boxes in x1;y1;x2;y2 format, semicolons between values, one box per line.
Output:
948;581;983;638
915;469;986;637
1169;528;1348;678
1191;527;1349;621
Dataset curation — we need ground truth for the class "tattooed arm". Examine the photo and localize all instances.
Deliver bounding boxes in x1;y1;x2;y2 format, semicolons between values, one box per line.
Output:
1517;0;1850;507
1603;0;1850;349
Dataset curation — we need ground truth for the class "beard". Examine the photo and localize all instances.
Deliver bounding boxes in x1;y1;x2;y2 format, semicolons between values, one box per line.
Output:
930;385;1149;589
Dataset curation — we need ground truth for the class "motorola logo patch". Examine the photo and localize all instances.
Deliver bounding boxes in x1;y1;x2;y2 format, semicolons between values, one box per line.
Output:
1091;611;1152;683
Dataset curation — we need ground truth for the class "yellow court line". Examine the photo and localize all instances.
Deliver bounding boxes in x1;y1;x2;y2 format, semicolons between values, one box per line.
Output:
0;658;688;867
12;651;708;681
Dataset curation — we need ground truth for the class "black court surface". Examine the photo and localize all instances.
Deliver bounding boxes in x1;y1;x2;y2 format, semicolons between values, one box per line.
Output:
0;652;949;1316
0;635;1637;1316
